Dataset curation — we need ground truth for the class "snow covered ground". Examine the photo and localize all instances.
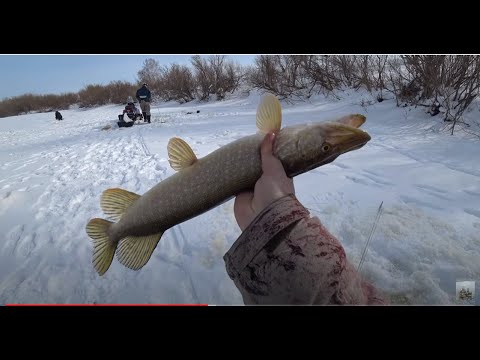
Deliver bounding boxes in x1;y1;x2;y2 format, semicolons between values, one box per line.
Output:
0;89;479;305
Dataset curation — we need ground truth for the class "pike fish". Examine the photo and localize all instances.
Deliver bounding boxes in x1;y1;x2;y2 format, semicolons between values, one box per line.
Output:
86;94;371;275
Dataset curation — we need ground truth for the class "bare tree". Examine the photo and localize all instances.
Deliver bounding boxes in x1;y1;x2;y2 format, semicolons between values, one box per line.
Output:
191;55;216;101
392;55;480;134
161;64;196;103
137;58;163;99
438;56;480;134
330;55;357;87
296;55;344;98
223;62;246;94
3;54;480;139
190;55;245;101
248;55;311;99
371;55;388;100
248;55;281;95
384;56;408;106
209;55;226;99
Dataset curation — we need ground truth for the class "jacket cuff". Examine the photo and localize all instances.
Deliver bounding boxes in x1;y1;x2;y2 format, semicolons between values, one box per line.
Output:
224;194;309;280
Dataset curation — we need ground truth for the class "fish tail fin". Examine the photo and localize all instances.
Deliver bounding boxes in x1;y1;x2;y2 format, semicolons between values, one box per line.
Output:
86;218;117;276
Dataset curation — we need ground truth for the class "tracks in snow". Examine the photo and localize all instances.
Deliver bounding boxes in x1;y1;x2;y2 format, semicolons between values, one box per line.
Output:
0;127;166;303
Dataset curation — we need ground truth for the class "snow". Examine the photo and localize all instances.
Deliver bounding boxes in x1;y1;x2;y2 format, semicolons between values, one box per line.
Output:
0;89;479;305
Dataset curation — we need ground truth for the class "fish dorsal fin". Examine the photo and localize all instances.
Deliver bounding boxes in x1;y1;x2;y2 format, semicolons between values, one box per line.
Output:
168;137;198;171
256;93;282;133
101;188;141;222
334;114;366;128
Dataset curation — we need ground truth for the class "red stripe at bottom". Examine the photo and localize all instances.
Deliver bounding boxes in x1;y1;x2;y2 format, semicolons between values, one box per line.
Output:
6;304;209;306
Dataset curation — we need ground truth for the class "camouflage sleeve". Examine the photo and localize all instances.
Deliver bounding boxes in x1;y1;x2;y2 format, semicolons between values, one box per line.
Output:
224;194;387;305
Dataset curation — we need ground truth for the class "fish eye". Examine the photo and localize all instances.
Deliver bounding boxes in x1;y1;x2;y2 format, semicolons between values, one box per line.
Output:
321;143;331;153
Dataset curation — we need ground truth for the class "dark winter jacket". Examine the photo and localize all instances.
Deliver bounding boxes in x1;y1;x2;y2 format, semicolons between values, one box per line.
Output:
136;85;151;103
224;194;387;305
123;103;140;115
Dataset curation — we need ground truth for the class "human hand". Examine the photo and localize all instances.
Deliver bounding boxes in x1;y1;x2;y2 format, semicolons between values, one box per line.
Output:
234;132;295;231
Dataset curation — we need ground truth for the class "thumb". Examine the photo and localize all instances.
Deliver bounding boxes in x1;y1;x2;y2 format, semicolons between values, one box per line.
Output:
260;132;286;176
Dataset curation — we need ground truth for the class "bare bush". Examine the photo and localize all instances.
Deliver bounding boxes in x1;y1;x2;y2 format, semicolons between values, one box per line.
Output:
248;55;311;99
0;92;79;118
161;64;196;103
248;55;388;100
385;56;410;106
300;55;342;96
248;55;281;95
401;55;445;101
3;55;480;139
224;62;246;94
330;55;357;88
370;55;388;100
439;57;480;134
191;55;245;101
106;81;138;104
248;54;480;136
351;55;373;91
0;93;36;117
78;84;111;107
0;81;136;118
394;56;480;134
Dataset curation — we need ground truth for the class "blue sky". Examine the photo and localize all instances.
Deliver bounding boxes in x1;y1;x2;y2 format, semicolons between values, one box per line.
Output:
0;55;256;100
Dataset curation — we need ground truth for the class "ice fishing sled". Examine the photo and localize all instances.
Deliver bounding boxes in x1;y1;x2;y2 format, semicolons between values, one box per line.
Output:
117;114;134;128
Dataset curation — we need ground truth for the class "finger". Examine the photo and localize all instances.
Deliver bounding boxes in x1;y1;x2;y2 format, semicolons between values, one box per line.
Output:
260;132;287;176
234;191;255;230
234;191;254;209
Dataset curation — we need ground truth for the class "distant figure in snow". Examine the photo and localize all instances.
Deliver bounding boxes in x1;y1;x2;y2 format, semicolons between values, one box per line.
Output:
136;83;151;123
55;111;63;120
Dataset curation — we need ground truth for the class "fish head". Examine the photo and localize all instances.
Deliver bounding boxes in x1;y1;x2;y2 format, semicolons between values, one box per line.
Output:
275;119;371;177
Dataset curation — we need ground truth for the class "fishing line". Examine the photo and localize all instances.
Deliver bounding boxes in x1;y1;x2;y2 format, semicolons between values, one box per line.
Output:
357;201;383;273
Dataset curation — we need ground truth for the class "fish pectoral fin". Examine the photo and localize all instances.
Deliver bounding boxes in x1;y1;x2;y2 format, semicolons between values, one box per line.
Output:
101;188;141;221
86;218;116;276
256;93;282;134
168;137;198;171
334;114;366;128
116;232;163;271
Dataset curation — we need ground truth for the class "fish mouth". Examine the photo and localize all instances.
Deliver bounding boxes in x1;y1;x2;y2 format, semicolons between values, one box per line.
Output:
322;122;371;152
284;121;372;178
312;122;371;168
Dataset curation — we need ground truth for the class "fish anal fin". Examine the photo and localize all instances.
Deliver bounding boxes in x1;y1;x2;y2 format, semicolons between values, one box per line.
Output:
116;232;163;270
